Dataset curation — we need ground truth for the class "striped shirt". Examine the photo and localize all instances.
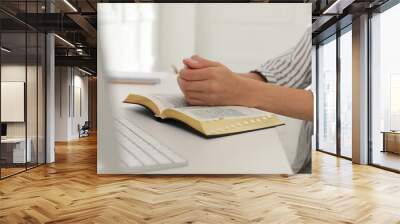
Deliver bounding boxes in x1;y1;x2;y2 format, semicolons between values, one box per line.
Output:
253;28;312;173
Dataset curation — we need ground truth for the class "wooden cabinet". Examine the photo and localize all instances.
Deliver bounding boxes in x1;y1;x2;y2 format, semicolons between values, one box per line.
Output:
382;132;400;154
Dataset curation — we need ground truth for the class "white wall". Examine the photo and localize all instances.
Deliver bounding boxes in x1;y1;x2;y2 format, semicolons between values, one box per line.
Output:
195;4;310;72
156;4;196;72
1;65;40;138
55;66;69;141
1;66;26;128
99;3;311;74
54;67;89;141
71;74;89;138
1;64;47;163
157;3;311;72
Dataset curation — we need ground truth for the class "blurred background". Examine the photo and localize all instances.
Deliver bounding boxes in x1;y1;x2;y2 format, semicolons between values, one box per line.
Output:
1;0;400;179
98;3;310;73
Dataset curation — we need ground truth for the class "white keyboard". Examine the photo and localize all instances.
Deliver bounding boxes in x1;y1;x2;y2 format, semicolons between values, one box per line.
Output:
114;118;187;172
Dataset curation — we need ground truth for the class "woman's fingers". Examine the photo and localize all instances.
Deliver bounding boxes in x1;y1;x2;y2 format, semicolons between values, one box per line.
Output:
179;67;214;81
178;78;210;104
178;78;210;92
183;91;215;106
182;58;201;69
177;55;236;106
183;55;219;69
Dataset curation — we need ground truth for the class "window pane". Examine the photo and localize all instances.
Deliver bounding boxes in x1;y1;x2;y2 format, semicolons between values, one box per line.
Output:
1;31;28;178
26;0;39;169
371;3;400;171
340;29;352;158
27;31;38;169
0;1;46;179
318;37;337;154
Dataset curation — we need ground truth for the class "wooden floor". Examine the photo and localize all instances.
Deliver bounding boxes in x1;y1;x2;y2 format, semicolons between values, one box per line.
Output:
1;163;45;178
1;167;26;178
372;150;400;171
1;135;400;224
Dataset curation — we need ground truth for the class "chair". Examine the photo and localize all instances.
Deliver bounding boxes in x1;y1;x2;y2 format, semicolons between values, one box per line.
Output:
79;121;90;138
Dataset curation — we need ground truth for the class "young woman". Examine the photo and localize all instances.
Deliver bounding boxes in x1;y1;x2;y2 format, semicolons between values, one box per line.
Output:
177;29;313;173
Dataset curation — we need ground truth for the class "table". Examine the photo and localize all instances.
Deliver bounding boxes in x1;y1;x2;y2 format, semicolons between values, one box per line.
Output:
98;73;303;174
1;138;32;164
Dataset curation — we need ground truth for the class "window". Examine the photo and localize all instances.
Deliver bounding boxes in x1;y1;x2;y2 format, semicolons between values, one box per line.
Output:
339;28;352;158
390;74;400;130
371;2;400;171
316;26;353;159
98;4;157;73
0;1;47;179
317;36;337;154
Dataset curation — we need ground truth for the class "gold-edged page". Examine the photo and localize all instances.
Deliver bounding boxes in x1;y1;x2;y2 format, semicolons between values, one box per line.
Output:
173;106;284;136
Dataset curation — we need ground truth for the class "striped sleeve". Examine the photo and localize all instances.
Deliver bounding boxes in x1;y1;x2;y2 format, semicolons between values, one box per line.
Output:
253;28;312;89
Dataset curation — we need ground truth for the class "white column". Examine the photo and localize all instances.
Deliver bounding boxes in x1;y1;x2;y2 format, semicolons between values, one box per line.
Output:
46;33;55;163
54;67;74;141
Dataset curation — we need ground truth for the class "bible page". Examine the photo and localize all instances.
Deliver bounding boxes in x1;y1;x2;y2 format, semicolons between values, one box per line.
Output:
175;106;272;121
145;94;187;112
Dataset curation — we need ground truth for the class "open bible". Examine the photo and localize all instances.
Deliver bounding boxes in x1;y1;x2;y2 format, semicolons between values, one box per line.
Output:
123;93;284;137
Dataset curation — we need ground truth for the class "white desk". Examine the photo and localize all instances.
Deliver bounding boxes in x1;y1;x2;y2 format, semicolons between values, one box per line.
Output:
98;73;301;174
1;138;31;163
